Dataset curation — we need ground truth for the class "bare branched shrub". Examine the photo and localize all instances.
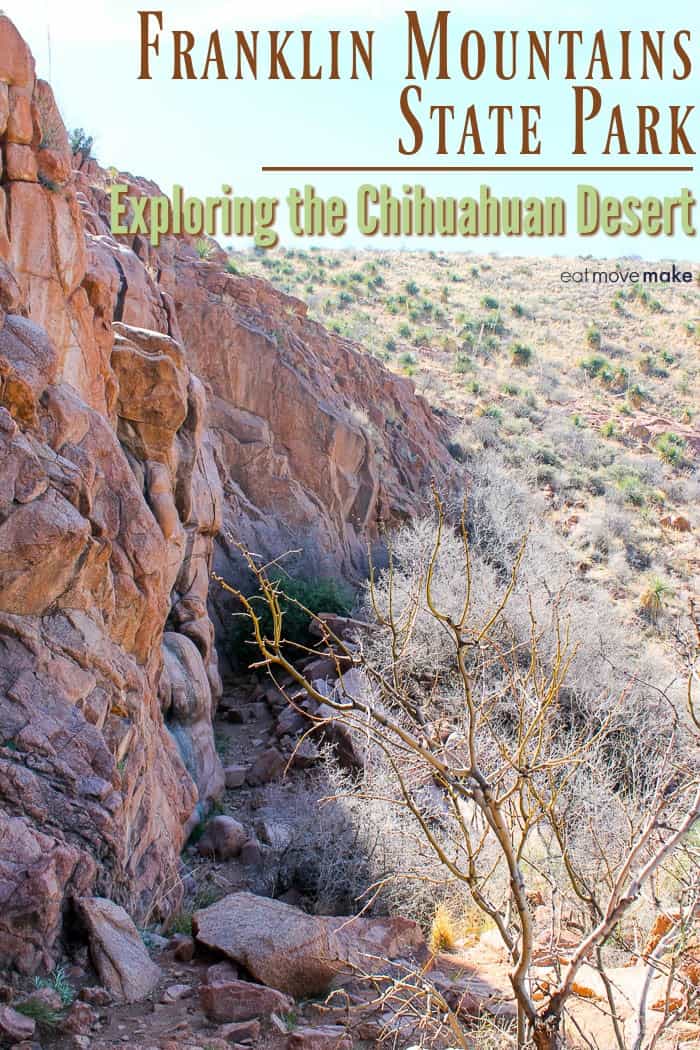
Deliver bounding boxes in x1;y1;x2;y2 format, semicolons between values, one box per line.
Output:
217;494;699;1050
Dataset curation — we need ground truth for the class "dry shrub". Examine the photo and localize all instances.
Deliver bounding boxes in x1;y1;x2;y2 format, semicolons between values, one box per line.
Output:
429;903;459;954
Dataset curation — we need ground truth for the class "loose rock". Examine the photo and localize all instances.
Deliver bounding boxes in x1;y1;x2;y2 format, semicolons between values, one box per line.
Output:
223;764;247;789
196;815;247;859
77;897;161;1003
286;1027;353;1050
245;747;286;786
199;978;292;1023
0;1005;35;1041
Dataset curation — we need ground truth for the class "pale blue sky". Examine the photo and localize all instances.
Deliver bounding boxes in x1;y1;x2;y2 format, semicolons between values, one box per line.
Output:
7;1;699;259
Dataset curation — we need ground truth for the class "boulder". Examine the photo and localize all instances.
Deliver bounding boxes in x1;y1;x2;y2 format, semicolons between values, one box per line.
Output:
238;838;264;867
206;961;239;984
328;914;425;969
161;983;192;1003
170;934;195;962
288;738;321;769
199;978;292;1023
193;892;344;997
255;819;293;850
276;706;307;738
193;893;426;999
246;747;286;785
78;986;111;1006
6;91;33;145
196;816;247;860
224;764;247;789
0;1005;35;1042
5;143;37;182
0;16;36;87
77;897;161;1003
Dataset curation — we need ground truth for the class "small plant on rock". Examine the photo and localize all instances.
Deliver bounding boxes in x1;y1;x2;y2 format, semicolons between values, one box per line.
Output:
69;127;94;159
34;965;75;1007
196;239;215;260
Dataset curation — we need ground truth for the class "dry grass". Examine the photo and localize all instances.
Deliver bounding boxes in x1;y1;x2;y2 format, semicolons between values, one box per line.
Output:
429;903;459;954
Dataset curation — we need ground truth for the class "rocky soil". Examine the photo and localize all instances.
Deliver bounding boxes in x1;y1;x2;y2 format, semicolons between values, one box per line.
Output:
2;676;696;1050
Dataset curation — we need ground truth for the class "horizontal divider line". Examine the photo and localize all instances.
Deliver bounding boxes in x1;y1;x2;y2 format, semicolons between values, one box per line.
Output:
262;165;695;173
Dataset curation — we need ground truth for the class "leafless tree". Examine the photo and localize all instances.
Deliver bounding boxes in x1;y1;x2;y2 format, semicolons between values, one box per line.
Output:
217;494;699;1050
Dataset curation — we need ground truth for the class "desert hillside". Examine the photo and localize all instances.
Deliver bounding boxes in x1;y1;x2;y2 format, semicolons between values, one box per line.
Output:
0;14;698;1050
240;246;699;629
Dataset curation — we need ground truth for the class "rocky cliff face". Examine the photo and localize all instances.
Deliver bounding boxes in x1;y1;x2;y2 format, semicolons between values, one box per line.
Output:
0;15;454;973
76;178;455;632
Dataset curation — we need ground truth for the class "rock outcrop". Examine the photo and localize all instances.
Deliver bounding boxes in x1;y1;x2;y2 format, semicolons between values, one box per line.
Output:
74;176;456;636
0;15;222;971
0;15;455;972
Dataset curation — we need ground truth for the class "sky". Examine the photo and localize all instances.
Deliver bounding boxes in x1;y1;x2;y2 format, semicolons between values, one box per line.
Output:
5;0;699;259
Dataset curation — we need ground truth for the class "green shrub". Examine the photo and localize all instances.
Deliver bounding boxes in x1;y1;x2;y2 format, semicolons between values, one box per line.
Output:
656;432;686;467
617;475;646;507
510;343;533;367
168;911;194;935
580;354;610;378
196;239;214;260
69;127;94;158
229;575;353;666
586;324;602;350
483;313;506;336
640;576;673;623
638;353;668;378
627;383;649;408
481;295;499;310
33;965;74;1008
15;1000;62;1029
453;353;473;375
405;280;420;295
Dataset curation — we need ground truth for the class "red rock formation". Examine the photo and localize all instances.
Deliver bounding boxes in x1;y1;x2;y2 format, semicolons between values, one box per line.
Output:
0;15;222;972
78;175;456;642
0;14;455;971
